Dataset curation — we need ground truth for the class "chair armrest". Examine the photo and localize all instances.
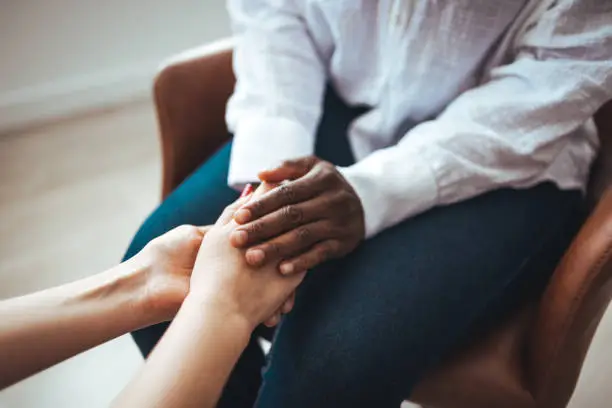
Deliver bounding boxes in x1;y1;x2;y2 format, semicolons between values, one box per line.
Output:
529;188;612;407
154;38;236;198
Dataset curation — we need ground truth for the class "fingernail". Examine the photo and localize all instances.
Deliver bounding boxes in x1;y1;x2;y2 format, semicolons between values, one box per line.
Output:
234;208;251;224
280;263;294;275
246;249;265;265
231;230;248;246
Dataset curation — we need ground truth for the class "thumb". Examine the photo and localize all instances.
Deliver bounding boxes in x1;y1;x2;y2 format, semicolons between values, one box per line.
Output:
258;157;318;182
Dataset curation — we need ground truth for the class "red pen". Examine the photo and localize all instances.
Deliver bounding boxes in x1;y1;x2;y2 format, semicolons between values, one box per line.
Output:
240;183;254;198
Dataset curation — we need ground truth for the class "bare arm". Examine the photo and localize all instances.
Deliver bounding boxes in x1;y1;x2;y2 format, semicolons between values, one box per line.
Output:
112;293;252;408
0;225;208;390
0;261;150;389
0;185;300;406
114;186;305;408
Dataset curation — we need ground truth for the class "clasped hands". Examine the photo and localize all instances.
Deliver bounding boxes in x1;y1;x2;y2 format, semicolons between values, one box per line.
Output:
136;156;365;329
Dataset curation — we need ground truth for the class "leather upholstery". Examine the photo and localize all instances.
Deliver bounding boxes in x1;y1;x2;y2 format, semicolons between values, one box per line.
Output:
155;40;234;198
152;39;612;408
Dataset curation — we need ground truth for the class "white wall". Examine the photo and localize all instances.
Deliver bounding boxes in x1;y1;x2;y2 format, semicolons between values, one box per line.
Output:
0;0;230;133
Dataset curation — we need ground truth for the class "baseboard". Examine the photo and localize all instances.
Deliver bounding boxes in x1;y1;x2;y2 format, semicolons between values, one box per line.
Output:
0;61;162;135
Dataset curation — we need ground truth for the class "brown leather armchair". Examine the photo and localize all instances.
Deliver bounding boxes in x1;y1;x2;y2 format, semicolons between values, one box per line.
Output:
152;40;612;408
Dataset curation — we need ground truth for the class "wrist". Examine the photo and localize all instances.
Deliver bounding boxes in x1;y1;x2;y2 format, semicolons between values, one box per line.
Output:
111;257;160;327
182;293;256;336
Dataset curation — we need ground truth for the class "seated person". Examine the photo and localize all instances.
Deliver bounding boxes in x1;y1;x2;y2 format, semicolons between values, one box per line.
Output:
123;1;612;407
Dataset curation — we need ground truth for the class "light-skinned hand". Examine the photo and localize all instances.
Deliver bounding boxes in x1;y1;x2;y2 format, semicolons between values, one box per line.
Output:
188;185;306;330
129;224;211;324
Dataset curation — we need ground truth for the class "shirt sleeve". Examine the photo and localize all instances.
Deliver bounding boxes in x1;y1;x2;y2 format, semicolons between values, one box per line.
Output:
226;0;327;188
340;0;612;238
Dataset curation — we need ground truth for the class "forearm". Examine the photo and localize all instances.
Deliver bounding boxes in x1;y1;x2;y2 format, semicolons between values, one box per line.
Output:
113;295;251;408
0;259;151;389
341;41;611;237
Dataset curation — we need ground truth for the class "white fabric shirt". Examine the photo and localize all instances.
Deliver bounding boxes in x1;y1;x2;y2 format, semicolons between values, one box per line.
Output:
226;0;612;238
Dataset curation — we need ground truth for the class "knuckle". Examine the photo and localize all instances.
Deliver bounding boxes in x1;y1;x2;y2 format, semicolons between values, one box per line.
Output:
295;227;312;243
305;156;320;169
243;199;264;216
175;224;191;234
221;205;238;220
278;184;297;202
311;165;327;183
333;191;361;218
225;200;239;212
265;242;282;256
282;205;303;224
317;247;332;264
177;224;199;238
322;241;340;259
320;161;335;173
318;160;334;171
248;200;262;215
247;222;264;236
294;256;310;271
320;168;338;185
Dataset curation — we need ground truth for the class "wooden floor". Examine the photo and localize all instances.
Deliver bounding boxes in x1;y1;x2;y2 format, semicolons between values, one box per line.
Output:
0;101;610;407
0;101;159;408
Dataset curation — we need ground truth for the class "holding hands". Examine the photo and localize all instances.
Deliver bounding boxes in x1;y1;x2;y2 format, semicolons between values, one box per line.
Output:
230;157;365;275
133;182;306;328
137;159;365;329
188;184;305;329
0;162;362;406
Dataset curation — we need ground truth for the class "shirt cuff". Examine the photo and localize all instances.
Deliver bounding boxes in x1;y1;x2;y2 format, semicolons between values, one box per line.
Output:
228;116;315;189
338;147;439;238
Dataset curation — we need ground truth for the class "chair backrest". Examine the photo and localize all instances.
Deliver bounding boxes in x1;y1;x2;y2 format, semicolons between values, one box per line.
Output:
528;100;612;408
587;101;612;205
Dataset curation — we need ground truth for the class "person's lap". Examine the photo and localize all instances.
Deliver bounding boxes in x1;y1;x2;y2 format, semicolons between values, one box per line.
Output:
255;183;582;407
123;89;584;407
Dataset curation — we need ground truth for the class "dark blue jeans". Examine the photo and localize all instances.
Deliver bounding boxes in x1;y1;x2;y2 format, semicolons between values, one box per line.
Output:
123;90;584;408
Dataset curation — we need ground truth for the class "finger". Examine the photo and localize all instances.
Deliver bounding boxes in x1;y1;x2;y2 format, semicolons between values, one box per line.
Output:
230;193;337;248
239;183;255;198
216;195;252;226
264;313;281;328
279;240;341;275
250;182;278;199
280;292;296;314
258;166;306;183
258;157;319;183
234;171;326;225
244;220;333;267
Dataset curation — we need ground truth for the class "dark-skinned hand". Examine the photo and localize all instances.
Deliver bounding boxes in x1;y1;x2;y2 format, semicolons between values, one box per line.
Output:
229;156;365;275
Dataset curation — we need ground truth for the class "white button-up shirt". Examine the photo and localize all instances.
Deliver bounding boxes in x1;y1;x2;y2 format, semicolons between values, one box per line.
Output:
226;0;612;238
